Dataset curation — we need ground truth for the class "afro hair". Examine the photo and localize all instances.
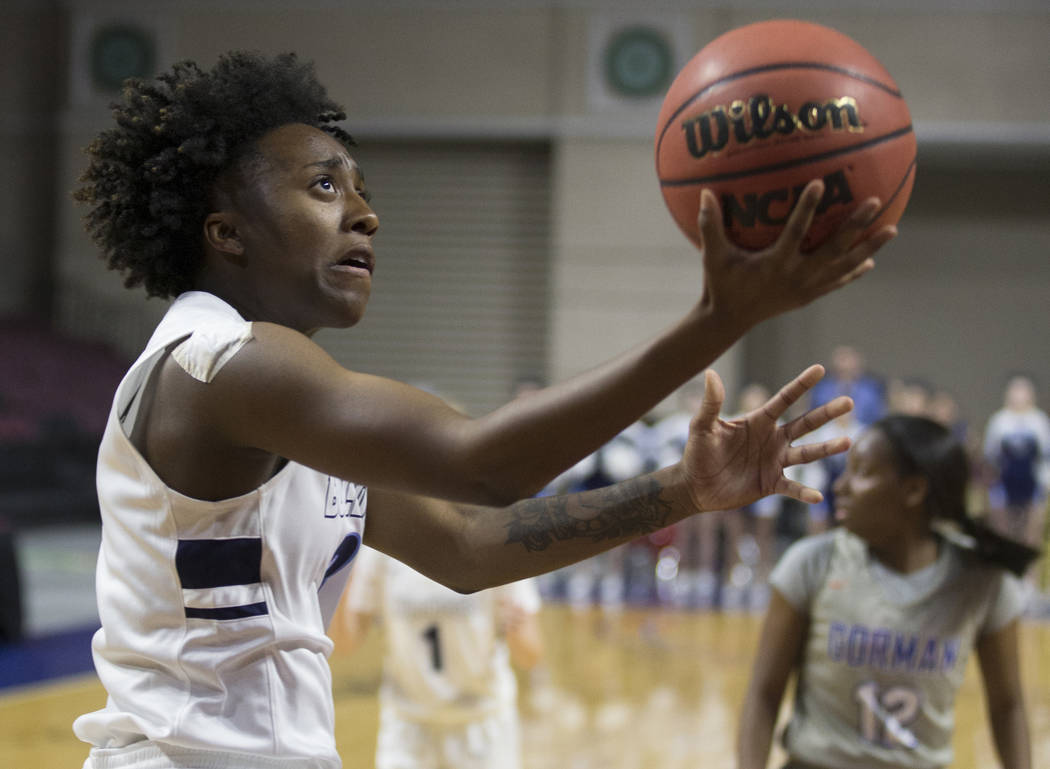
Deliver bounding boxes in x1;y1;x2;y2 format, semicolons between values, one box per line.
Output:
75;50;355;299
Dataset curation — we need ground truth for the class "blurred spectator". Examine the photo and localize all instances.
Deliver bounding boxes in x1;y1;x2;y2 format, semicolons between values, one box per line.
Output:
887;376;933;417
559;421;655;611
982;373;1050;553
794;411;865;535
929;387;965;437
513;375;655;609
809;345;885;426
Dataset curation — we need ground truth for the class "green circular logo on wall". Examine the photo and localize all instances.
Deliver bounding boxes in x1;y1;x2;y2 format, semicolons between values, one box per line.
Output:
603;26;673;99
90;25;155;91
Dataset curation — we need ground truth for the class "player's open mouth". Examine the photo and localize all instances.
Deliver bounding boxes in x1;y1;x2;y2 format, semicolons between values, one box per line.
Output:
333;247;374;274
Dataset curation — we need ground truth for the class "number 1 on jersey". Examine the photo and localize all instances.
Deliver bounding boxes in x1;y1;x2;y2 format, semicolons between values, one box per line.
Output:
422;624;443;671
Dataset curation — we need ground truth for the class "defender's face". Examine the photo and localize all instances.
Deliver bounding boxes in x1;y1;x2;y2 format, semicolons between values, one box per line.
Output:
832;428;910;546
229;123;379;332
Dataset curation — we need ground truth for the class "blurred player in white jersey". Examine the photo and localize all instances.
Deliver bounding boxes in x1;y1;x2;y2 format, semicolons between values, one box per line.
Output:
339;546;543;769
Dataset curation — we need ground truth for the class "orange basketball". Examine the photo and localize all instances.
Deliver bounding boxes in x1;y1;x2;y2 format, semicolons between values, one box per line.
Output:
655;19;916;251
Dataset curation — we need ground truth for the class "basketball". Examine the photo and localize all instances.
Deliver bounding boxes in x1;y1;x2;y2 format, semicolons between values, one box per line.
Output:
654;19;916;251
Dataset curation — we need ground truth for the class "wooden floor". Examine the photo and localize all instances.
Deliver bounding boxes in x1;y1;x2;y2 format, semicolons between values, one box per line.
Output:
3;605;1049;768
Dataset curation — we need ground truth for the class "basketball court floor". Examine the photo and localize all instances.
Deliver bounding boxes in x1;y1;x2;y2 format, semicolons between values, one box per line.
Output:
2;523;1049;768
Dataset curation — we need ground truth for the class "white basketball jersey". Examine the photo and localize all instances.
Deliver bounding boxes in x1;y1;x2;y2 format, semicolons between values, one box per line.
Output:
771;528;1023;769
345;547;540;724
74;292;367;769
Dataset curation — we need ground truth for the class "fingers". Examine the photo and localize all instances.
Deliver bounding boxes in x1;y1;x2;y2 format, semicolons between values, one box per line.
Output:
818;197;897;260
826;196;882;253
760;364;826;421
774;476;825;505
850;224;897;261
784;435;851;466
696;188;731;259
775;180;824;252
691;369;726;430
775;432;852;503
808;223;894;299
826;256;876;292
784;394;854;442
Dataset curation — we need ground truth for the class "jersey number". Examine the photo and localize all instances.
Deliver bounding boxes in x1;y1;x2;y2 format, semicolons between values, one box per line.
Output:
854;681;921;749
422;624;443;671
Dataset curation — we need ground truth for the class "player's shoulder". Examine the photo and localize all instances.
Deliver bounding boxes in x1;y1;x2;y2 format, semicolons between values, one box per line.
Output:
770;530;838;609
780;529;839;566
216;320;345;385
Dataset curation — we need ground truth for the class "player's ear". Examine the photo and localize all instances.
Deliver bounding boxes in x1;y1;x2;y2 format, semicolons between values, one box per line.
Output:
901;475;929;510
203;212;245;260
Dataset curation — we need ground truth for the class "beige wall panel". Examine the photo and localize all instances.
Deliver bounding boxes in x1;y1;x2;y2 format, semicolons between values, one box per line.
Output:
41;3;1050;417
551;138;685;249
716;10;1050;124
550;136;741;408
745;164;1050;426
175;8;555;118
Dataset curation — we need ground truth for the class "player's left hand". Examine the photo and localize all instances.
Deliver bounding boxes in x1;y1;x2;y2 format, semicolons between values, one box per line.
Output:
678;364;853;511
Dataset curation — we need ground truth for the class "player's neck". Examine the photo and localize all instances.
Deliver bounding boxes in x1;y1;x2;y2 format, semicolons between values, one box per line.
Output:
868;533;940;575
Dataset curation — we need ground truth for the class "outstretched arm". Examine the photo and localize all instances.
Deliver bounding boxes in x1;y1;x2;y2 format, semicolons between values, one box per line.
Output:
194;184;891;506
364;365;853;591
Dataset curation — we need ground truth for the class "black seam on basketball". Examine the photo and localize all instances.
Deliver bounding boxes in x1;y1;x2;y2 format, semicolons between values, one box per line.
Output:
656;62;904;161
659;124;914;187
872;155;917;221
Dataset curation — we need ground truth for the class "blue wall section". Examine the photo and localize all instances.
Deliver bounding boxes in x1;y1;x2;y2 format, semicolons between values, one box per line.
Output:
0;626;97;690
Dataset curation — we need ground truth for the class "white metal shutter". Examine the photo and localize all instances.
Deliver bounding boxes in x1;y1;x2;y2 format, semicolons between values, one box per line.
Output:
313;141;552;416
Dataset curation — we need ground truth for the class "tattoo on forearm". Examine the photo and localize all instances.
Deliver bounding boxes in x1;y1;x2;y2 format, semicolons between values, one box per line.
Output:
505;477;673;552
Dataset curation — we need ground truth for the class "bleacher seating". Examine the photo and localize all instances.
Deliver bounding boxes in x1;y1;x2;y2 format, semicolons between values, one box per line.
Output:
0;318;127;528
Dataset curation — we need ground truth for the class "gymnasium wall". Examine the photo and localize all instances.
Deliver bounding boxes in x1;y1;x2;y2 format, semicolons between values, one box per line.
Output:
3;1;1048;423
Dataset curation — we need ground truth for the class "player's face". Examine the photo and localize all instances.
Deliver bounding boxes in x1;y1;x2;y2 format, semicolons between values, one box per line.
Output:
832;428;910;546
228;123;379;332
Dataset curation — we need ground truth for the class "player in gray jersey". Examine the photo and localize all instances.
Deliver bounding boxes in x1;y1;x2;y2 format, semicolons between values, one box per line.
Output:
738;415;1039;769
72;51;895;769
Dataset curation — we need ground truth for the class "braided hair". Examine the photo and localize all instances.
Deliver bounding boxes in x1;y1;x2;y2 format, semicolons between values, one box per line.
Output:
75;51;355;299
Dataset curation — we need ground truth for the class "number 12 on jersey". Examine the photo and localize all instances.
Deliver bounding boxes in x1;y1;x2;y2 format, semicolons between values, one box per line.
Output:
854;681;921;749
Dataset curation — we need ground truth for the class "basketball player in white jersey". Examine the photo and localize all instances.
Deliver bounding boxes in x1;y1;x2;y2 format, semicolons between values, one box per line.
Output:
339;546;542;769
71;51;896;769
738;415;1037;769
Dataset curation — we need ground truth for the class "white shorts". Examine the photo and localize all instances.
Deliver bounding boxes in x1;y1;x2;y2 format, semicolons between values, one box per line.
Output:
82;742;332;768
375;699;521;769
